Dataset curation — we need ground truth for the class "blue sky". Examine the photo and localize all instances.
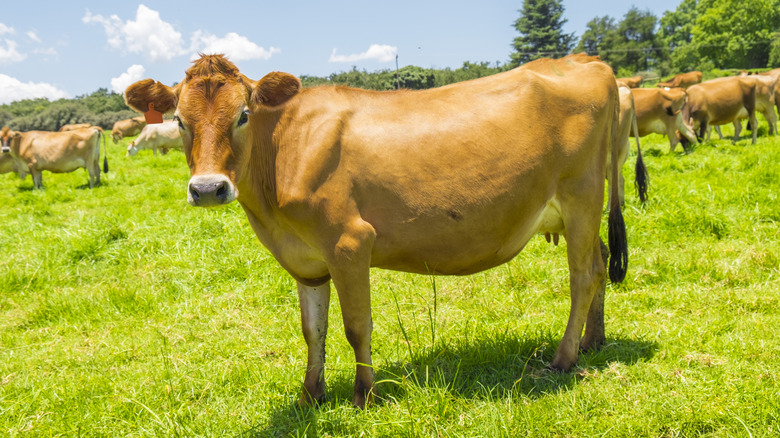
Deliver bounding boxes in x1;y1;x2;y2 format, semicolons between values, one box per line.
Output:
0;1;682;104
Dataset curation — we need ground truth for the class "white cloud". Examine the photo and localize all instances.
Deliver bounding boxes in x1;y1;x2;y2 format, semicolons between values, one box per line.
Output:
0;39;26;64
33;47;58;56
111;64;145;94
0;74;69;104
329;44;397;63
0;23;14;35
191;31;280;61
26;31;41;43
83;5;187;62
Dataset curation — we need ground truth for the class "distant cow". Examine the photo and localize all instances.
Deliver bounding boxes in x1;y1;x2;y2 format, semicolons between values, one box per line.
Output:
657;71;703;89
125;53;630;408
760;68;780;116
1;127;19;174
59;123;93;132
684;76;757;144
7;127;108;189
111;116;146;143
126;120;183;156
617;76;644;88
610;85;648;207
714;74;776;138
631;87;699;152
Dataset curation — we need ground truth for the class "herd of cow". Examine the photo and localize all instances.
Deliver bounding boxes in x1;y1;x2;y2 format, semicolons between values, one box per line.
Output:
0;115;183;188
4;53;779;408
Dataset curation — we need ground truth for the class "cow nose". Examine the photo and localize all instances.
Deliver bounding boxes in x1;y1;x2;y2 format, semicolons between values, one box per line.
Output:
187;174;237;207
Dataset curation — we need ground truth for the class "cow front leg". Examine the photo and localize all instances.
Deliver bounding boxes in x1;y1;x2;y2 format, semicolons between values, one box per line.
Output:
327;223;376;408
581;239;609;351
297;281;331;406
31;168;43;189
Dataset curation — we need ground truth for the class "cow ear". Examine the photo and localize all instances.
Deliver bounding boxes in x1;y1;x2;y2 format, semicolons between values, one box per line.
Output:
124;79;179;114
251;72;301;108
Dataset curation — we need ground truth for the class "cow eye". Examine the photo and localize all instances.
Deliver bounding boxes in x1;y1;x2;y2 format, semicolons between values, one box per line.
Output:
237;110;250;127
173;115;184;130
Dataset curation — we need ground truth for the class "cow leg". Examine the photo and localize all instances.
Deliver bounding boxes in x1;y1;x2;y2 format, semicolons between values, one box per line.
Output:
31;169;43;189
551;220;603;371
297;281;331;406
765;109;777;135
732;121;742;143
749;112;758;144
714;125;724;140
581;239;609;351
327;222;377;408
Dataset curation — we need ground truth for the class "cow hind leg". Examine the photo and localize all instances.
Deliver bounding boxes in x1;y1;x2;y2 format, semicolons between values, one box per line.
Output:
298;281;331;406
580;240;609;351
31;169;43;189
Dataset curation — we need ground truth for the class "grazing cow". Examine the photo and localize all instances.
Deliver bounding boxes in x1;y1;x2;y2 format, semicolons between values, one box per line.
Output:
7;126;108;188
714;74;777;137
760;68;780;116
125;53;629;408
631;87;699;152
111;116;146;143
684;76;758;145
126;120;183;156
1;127;19;174
657;71;703;89
617;76;644;88
610;86;648;207
59;123;93;132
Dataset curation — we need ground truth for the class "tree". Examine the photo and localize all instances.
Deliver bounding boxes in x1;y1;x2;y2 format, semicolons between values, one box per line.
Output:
658;0;699;72
576;16;617;56
510;0;574;66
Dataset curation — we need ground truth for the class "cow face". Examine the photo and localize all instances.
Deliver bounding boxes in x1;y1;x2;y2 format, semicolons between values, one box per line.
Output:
660;88;688;117
1;127;12;153
124;55;300;208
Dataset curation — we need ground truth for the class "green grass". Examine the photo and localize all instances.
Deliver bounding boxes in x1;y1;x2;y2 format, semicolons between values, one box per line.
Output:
1;128;779;437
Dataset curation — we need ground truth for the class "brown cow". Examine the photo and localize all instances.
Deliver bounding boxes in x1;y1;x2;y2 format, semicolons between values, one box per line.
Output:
760;68;780;116
719;74;777;136
631;87;699;152
684;76;758;144
111;116;146;143
59;123;93;132
617;75;644;88
125;53;629;408
1;127;19;174
610;85;648;207
7;126;108;188
657;71;703;89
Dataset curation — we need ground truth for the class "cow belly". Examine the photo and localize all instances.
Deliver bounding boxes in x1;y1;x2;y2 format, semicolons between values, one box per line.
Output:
39;157;86;173
370;198;563;276
639;119;667;136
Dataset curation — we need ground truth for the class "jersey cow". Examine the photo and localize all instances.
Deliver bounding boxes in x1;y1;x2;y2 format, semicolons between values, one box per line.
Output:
631;87;699;152
1;127;19;174
657;71;703;89
611;86;648;207
111;116;146;143
6;126;108;189
684;76;758;145
616;75;644;88
714;74;777;138
125;53;629;408
126;120;183;156
59;123;93;132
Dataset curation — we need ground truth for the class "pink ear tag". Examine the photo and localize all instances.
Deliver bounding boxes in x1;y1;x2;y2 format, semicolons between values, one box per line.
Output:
145;103;163;124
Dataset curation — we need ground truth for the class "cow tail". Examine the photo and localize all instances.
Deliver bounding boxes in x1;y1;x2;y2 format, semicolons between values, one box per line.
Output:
101;128;109;173
608;86;628;283
631;103;648;203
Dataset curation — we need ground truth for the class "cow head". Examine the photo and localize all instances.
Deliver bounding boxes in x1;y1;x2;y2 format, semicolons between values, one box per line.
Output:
1;126;13;153
126;141;139;157
124;54;301;207
660;87;688;117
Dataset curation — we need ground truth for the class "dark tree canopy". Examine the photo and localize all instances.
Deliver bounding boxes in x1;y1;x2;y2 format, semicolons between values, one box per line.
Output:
510;0;575;66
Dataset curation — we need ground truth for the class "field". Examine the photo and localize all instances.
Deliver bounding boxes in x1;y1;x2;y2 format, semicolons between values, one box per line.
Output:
1;126;779;437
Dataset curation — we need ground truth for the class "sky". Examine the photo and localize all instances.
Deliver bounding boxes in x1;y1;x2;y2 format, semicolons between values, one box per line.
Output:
0;1;683;105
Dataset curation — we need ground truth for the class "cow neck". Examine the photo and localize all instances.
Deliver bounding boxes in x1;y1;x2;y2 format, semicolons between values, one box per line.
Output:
238;108;283;218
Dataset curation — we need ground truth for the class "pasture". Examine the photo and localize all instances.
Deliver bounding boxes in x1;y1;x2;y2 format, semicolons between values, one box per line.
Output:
1;127;779;437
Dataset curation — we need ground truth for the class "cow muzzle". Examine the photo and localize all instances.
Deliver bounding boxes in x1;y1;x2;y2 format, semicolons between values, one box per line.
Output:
187;174;237;207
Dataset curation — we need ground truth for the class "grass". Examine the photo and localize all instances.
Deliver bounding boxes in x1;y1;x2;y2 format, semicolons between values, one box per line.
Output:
1;126;779;437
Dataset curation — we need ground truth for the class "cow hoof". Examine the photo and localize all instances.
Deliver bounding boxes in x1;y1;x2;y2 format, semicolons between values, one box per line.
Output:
298;390;326;407
580;334;605;352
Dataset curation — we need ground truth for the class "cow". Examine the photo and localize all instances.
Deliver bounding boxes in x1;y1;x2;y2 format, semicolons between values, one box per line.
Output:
126;120;183;156
616;75;644;88
630;87;699;153
610;85;648;207
6;126;108;189
1;127;19;174
684;76;758;145
714;74;777;137
657;71;703;89
59;123;93;132
124;53;629;409
759;68;780;116
111;116;146;143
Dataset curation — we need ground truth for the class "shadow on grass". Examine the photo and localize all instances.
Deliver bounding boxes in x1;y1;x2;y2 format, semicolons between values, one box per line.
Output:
243;331;657;437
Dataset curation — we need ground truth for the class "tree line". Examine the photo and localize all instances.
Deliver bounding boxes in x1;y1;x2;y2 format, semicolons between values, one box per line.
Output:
3;0;778;131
